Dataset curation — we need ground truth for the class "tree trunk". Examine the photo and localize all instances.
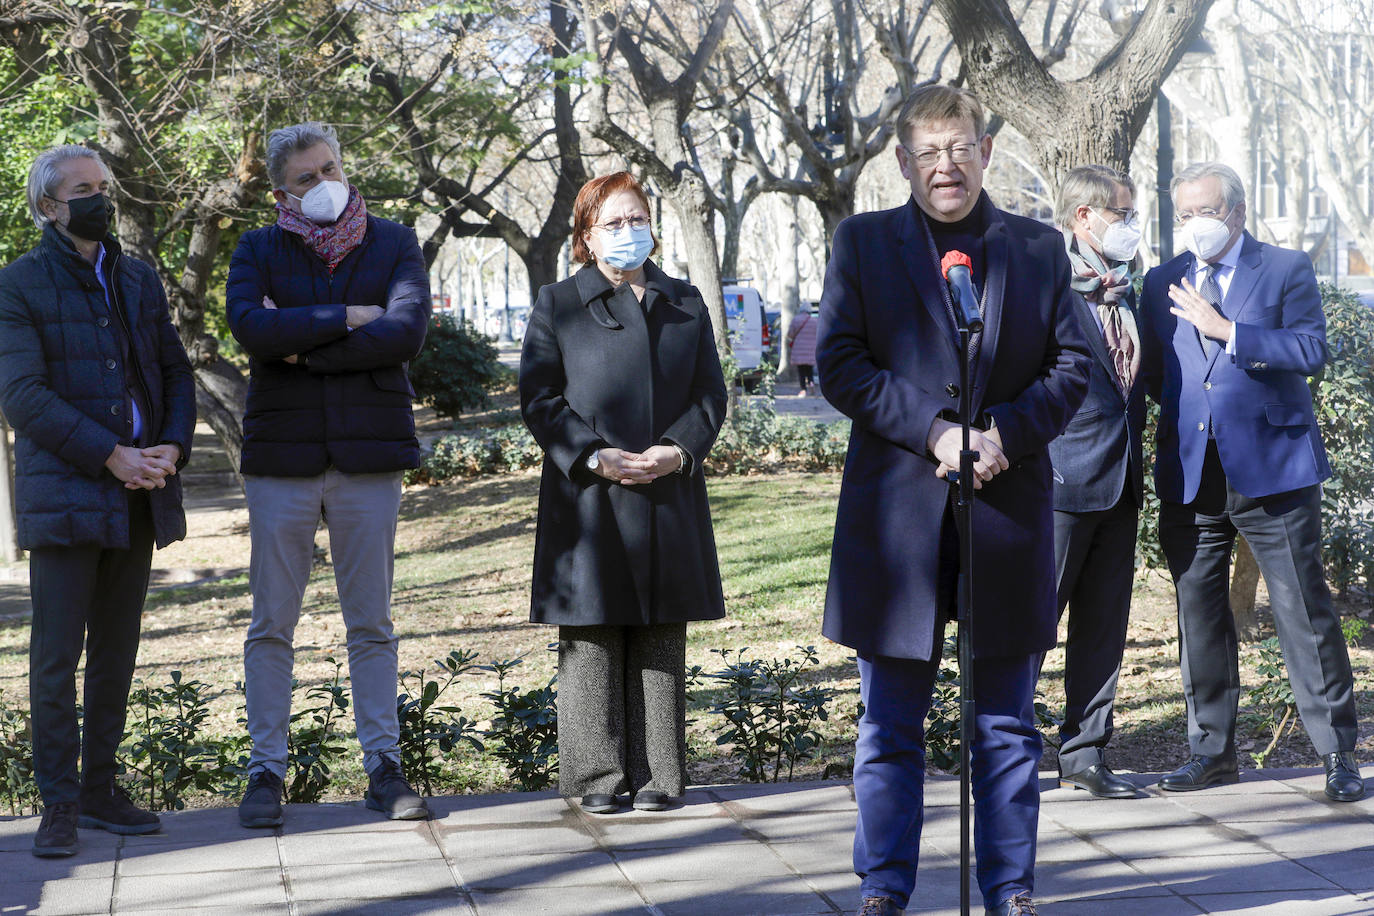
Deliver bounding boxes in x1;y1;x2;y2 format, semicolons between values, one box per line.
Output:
933;0;1215;196
1230;536;1261;641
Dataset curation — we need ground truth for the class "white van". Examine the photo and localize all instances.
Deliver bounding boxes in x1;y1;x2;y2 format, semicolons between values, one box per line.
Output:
723;283;767;388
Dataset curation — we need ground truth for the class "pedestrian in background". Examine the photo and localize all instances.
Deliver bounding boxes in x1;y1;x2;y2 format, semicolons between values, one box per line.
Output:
520;171;727;815
226;122;431;828
787;304;819;396
1047;164;1146;800
0;145;195;857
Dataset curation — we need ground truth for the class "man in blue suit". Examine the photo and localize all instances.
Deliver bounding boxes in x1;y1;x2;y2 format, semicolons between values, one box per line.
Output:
1047;165;1147;800
818;85;1091;916
1139;161;1363;802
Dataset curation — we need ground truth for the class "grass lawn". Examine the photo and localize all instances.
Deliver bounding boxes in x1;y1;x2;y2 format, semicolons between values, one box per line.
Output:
1;463;1371;805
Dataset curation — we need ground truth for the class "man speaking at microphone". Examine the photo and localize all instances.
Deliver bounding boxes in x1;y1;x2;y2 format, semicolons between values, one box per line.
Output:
817;85;1090;916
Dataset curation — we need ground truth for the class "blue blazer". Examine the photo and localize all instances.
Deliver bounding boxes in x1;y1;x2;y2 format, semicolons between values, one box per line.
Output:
1049;288;1146;513
817;195;1091;661
1139;232;1330;503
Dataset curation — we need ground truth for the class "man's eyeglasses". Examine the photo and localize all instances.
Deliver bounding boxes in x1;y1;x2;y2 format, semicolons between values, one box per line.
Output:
1174;207;1226;225
1101;206;1139;224
598;216;650;233
903;143;979;168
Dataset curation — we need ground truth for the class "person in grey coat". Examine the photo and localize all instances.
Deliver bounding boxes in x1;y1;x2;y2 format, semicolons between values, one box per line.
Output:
0;146;195;857
519;171;727;814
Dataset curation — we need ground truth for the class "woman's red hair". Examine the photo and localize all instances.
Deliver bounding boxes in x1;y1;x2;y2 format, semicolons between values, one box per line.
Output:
571;171;659;266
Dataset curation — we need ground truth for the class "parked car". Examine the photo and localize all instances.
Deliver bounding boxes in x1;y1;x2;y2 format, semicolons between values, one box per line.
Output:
723;283;767;390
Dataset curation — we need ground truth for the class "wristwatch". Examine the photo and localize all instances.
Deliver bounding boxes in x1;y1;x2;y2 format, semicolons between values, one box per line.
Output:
585;449;600;471
670;443;688;474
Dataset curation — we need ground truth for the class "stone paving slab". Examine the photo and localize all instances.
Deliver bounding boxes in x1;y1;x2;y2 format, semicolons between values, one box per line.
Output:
2;771;1373;914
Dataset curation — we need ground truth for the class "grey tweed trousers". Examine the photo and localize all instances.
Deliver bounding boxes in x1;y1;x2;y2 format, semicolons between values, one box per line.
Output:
556;623;687;798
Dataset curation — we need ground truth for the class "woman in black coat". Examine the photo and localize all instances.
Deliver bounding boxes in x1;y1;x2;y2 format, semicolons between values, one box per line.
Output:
520;171;727;813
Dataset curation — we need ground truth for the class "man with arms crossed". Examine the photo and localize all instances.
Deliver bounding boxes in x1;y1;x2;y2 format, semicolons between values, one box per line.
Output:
226;122;430;826
818;86;1090;916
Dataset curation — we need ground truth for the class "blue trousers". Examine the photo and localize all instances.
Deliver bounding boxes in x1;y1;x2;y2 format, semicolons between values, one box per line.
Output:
854;648;1042;911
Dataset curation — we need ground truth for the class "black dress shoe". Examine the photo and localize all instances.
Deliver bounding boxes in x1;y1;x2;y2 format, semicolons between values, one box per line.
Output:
579;793;620;813
1158;752;1239;792
632;790;672;811
1323;751;1365;802
1060;763;1137;798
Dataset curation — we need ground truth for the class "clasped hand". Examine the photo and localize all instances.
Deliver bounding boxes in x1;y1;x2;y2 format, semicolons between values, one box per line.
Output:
591;445;682;485
106;443;181;490
927;418;1007;490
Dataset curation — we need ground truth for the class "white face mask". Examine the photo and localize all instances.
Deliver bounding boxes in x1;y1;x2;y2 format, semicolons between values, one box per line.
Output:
1178;213;1234;262
1091;211;1141;263
288;180;350;224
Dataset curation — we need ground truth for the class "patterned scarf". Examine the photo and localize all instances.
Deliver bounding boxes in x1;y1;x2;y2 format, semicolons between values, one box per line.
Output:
1065;235;1140;397
275;184;368;273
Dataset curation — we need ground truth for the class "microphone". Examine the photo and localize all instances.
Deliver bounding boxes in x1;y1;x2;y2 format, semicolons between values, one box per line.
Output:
940;250;984;333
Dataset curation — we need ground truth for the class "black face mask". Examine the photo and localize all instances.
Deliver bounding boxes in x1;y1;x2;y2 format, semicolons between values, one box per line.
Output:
54;192;113;242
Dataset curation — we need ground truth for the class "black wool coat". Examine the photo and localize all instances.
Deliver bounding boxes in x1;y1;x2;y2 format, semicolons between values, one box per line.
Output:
0;227;196;550
225;216;429;476
520;262;728;627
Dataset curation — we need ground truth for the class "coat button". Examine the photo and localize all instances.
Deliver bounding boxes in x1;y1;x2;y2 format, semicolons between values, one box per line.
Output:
1197;422;1205;431
98;317;109;327
110;404;121;415
105;359;117;370
1203;382;1211;390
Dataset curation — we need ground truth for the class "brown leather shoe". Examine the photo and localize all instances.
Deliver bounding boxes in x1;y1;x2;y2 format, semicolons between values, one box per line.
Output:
1323;751;1365;802
32;802;79;858
858;896;904;915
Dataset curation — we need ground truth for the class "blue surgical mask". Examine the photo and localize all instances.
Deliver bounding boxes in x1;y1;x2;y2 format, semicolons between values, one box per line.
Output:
600;225;653;270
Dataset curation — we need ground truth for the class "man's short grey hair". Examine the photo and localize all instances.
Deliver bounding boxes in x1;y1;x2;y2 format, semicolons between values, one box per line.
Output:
27;145;110;230
1054;164;1135;230
1172;162;1246;210
265;122;342;190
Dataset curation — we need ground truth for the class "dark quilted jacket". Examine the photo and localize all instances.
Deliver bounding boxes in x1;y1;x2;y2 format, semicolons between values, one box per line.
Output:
0;226;196;550
225;215;429;476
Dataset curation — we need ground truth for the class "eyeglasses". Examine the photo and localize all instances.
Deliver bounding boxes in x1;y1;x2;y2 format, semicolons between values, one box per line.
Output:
903;143;979;168
1100;206;1139;224
597;215;650;233
1174;207;1227;225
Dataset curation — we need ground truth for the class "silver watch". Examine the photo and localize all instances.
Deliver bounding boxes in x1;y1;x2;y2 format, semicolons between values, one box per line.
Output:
585;449;600;471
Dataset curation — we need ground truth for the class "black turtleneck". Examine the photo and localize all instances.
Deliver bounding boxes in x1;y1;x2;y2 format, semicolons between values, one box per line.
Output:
918;193;989;295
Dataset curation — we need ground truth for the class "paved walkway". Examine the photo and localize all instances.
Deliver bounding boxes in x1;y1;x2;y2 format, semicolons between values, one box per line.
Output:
4;770;1372;915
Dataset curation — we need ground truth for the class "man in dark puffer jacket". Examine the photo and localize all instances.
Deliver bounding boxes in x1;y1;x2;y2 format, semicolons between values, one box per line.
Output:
225;122;430;827
0;146;195;857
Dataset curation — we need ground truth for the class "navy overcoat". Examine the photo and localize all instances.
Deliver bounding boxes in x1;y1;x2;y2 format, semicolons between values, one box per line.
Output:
817;194;1091;660
519;262;727;627
225;215;429;476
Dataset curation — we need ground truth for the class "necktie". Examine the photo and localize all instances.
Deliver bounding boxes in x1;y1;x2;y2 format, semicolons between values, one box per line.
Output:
1197;265;1222;356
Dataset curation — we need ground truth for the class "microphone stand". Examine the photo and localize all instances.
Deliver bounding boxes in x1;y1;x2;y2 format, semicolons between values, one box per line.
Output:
949;318;980;916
